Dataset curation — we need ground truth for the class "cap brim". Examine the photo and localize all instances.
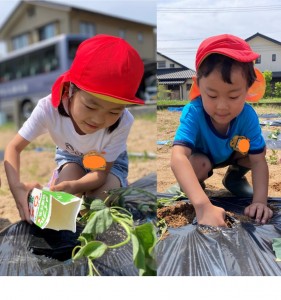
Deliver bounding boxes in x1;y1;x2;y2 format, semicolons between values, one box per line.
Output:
51;71;145;107
84;90;145;105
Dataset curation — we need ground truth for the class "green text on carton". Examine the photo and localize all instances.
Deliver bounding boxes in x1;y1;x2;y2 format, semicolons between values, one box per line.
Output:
28;188;82;232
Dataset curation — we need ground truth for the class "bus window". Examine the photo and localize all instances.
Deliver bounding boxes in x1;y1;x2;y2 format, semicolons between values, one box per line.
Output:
68;40;83;60
43;45;58;72
29;53;41;76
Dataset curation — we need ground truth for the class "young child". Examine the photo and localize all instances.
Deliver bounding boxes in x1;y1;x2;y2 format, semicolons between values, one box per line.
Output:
171;34;273;227
4;34;144;223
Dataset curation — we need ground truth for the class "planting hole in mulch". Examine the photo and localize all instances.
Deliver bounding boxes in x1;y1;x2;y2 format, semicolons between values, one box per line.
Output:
157;200;277;238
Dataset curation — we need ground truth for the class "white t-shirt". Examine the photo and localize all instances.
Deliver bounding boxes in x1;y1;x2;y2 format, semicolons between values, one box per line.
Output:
18;94;134;162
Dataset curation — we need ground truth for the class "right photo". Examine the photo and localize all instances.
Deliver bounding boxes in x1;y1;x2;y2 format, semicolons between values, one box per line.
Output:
157;0;281;276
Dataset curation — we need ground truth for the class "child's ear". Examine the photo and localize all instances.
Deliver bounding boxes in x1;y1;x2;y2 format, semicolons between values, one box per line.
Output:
61;82;70;100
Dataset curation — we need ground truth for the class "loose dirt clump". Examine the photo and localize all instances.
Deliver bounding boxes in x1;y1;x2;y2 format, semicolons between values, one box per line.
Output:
157;201;195;228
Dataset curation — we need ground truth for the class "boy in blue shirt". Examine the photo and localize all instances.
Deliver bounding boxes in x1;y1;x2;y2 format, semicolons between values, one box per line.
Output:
171;34;273;227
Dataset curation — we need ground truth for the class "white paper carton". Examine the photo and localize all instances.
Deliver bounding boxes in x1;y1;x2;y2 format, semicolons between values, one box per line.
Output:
28;188;82;232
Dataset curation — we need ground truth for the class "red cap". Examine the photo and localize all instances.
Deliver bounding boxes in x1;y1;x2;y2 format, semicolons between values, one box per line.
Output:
196;34;260;70
189;34;265;102
52;34;145;107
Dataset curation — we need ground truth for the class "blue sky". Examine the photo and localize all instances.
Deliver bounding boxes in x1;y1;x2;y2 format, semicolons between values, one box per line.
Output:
158;0;281;69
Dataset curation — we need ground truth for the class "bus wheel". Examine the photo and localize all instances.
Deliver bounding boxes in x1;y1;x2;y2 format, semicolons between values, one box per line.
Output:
21;101;34;120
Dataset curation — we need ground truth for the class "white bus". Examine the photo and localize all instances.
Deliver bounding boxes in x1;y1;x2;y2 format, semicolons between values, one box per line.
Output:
0;34;88;122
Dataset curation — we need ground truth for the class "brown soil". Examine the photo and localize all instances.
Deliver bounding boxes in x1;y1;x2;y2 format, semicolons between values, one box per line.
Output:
157;145;281;197
0;117;156;232
157;201;195;228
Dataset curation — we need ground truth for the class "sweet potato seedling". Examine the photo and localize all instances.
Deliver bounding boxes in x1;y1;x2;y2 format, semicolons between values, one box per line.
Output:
72;187;157;276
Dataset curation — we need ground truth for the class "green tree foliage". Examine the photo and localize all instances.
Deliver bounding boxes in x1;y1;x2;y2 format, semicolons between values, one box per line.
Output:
263;70;272;98
274;82;281;98
157;84;172;100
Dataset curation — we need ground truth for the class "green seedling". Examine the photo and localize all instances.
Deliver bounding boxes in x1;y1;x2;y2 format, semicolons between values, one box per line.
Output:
267;149;279;165
268;129;280;140
72;188;157;276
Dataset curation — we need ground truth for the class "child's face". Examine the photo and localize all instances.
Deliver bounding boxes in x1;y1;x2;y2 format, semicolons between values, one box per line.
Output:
198;66;248;130
69;90;125;135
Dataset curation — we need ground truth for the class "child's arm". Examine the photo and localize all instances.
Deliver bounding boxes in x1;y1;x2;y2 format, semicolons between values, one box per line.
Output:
4;134;42;223
50;162;114;196
171;145;227;227
244;151;273;224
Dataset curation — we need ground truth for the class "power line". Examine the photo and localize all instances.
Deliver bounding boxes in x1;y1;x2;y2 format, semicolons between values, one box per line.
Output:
158;5;281;13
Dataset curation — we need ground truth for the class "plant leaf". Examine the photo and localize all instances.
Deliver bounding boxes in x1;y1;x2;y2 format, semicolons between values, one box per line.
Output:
131;233;146;271
272;238;281;261
132;222;157;276
82;208;113;237
90;199;107;211
73;241;107;260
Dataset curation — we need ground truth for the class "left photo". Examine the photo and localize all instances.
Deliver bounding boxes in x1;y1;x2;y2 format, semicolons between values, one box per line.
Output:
0;0;157;276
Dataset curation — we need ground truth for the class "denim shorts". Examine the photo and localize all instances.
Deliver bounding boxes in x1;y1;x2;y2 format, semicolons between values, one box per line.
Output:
54;147;129;187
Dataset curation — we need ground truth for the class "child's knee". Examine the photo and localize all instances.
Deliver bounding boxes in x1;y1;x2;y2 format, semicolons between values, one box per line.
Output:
189;153;212;181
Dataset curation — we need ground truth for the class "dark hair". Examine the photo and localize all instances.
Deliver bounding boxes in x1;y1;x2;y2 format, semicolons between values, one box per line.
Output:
57;84;121;133
197;54;256;88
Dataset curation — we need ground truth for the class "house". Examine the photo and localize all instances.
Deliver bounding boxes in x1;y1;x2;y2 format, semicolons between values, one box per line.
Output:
0;0;156;62
157;52;196;100
246;32;281;84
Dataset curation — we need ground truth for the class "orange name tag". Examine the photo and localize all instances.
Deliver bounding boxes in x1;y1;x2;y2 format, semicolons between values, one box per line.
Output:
82;151;106;171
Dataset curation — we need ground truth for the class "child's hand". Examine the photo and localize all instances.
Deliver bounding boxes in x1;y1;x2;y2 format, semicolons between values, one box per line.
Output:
14;182;42;223
50;180;82;197
196;202;227;227
244;203;273;224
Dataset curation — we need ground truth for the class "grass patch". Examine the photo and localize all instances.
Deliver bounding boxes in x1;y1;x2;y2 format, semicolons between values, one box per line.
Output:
0;121;17;132
134;112;156;122
157;100;189;106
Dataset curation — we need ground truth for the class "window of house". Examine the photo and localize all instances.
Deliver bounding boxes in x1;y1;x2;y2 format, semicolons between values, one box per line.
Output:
119;30;126;39
256;56;261;64
137;33;144;43
12;33;29;50
157;61;166;68
38;23;56;41
79;22;96;36
272;54;276;61
170;63;175;68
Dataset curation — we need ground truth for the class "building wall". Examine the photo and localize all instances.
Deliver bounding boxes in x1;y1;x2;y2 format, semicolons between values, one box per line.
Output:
248;36;281;72
2;4;155;61
5;5;70;51
70;10;155;60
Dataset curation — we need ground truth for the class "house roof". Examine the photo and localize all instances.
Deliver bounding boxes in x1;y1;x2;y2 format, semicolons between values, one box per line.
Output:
158;80;185;85
157;68;196;86
246;32;281;47
157;52;195;85
0;0;155;37
157;67;196;81
157;51;189;69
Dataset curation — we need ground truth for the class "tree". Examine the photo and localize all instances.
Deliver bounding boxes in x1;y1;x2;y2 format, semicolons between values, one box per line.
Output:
274;82;281;98
157;84;172;100
263;70;272;98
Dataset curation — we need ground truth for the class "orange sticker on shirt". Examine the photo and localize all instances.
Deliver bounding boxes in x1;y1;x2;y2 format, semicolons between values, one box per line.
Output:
230;136;250;155
82;151;106;171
